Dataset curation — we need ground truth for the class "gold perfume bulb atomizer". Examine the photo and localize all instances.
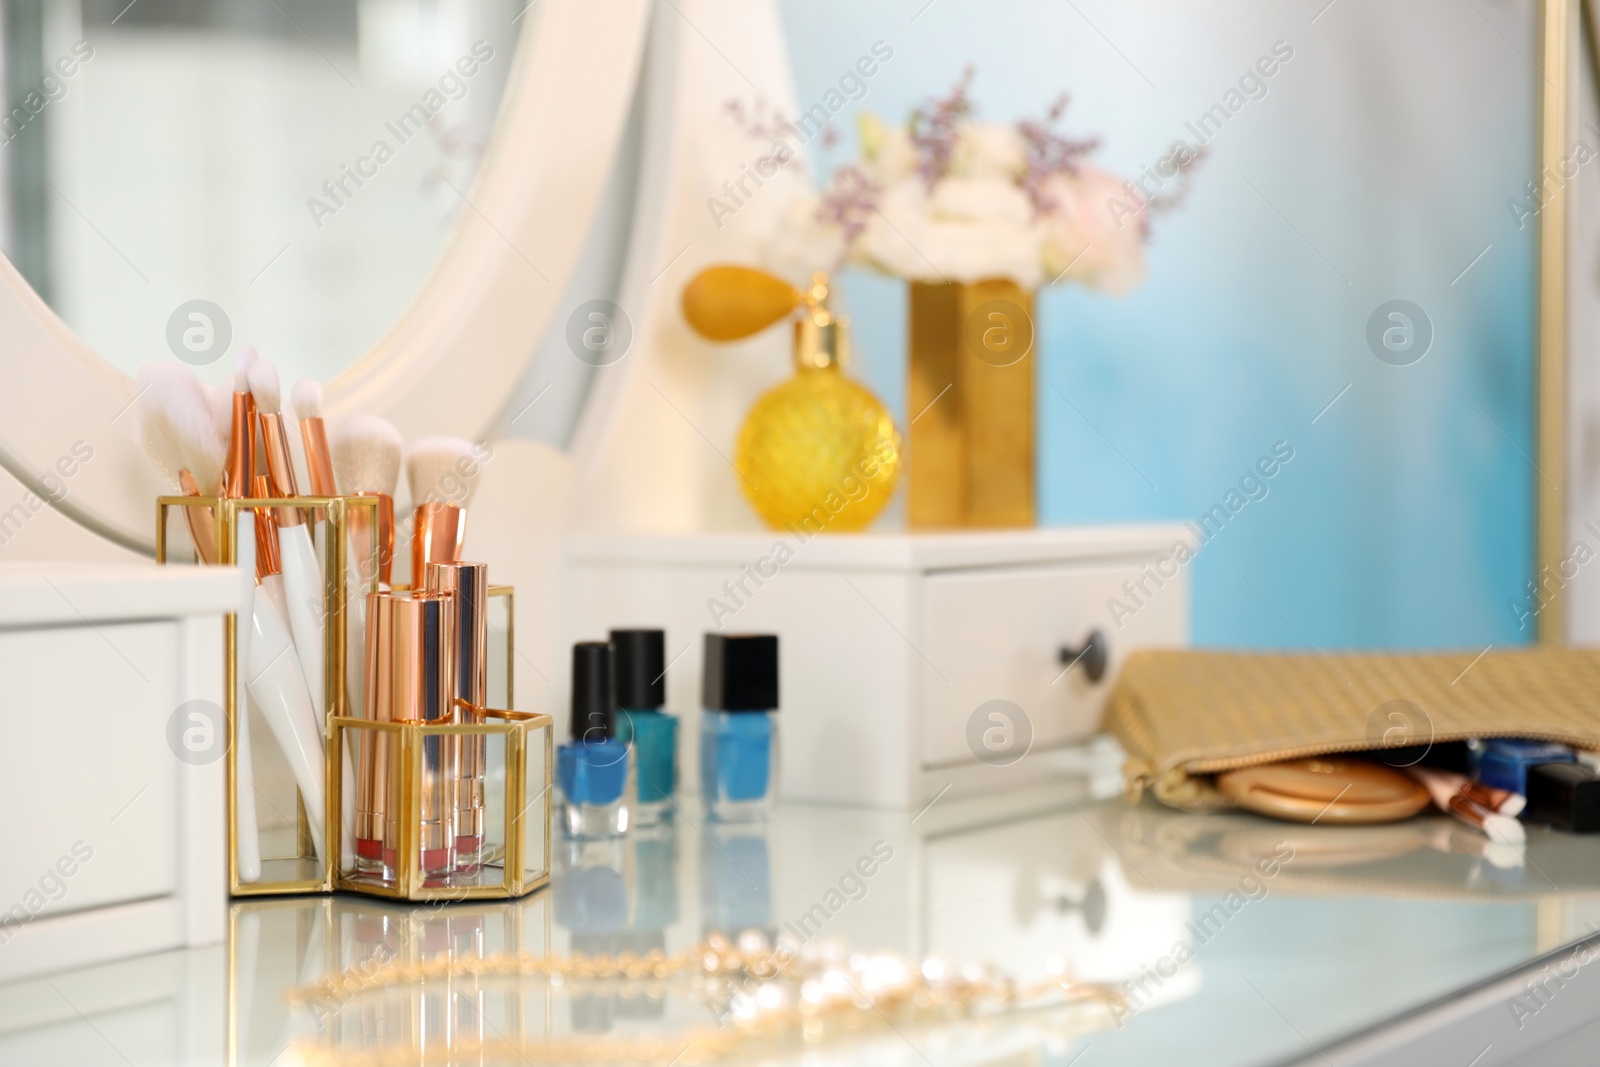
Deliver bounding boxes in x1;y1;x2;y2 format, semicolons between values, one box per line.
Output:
680;265;902;533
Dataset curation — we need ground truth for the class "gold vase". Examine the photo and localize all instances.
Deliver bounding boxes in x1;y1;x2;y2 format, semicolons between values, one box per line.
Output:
907;279;1036;528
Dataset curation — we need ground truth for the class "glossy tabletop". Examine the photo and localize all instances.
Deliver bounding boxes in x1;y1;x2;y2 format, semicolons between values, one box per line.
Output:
4;777;1599;1067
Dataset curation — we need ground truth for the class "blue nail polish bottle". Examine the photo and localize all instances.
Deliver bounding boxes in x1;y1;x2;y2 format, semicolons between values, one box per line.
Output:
700;633;779;822
1476;738;1574;796
557;642;631;839
610;629;677;826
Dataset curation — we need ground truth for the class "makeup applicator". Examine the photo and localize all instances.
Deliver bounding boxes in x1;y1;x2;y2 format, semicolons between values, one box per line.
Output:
291;378;360;866
293;380;337;499
250;359;327;724
133;363;262;882
226;348;257;497
331;415;402;588
330;414;402;720
406;436;480;584
135;363;225;561
248;477;328;862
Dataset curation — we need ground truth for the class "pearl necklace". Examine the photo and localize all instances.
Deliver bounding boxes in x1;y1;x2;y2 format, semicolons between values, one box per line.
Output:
286;931;1123;1064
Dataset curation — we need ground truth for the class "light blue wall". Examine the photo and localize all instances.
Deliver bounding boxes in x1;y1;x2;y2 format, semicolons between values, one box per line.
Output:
778;0;1536;649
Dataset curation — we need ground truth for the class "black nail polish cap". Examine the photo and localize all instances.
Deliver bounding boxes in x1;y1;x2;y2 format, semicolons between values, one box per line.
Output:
610;629;665;709
570;641;616;739
702;633;779;712
1526;761;1600;833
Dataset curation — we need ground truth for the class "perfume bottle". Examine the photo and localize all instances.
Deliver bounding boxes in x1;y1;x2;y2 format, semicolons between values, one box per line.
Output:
558;642;632;839
699;633;779;822
610;629;677;825
681;267;902;533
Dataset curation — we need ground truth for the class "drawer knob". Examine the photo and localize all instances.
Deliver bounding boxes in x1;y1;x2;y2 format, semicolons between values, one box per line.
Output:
1058;630;1108;683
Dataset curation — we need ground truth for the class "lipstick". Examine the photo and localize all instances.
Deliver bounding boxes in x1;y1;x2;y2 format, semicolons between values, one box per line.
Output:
365;591;458;883
424;561;488;872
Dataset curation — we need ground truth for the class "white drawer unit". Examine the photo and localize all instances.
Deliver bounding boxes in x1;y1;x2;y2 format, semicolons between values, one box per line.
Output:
563;527;1191;808
922;562;1186;768
0;563;237;982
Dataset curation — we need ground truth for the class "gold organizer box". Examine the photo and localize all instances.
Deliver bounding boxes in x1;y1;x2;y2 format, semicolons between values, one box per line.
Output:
1105;647;1600;812
157;495;550;900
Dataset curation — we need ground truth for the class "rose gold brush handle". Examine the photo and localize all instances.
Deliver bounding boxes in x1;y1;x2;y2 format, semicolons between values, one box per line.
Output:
301;417;337;500
349;493;395;589
177;470;218;564
411;502;466;585
225;392;255;499
258;411;311;527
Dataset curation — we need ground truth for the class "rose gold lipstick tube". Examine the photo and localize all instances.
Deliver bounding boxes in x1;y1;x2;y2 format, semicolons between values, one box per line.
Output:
424;561;487;872
366;591;457;882
411;502;465;585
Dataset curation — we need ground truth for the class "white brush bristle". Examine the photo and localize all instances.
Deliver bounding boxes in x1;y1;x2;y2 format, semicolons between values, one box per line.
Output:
291;380;323;422
406;436;480;509
133;363;226;495
247;360;280;414
1484;813;1526;846
233;346;257;393
198;381;231;451
330;415;402;496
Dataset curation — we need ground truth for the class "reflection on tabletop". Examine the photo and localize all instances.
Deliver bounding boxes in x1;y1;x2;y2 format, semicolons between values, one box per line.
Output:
64;785;1600;1066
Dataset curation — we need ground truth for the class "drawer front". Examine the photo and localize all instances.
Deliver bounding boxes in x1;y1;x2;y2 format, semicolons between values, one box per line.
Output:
0;621;179;917
920;562;1187;767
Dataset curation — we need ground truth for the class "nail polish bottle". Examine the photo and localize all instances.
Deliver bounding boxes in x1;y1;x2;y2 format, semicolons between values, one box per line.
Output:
700;633;779;822
610;629;677;826
557;642;632;839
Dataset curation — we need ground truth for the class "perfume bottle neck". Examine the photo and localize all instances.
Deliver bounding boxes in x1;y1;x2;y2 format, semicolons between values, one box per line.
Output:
793;312;849;370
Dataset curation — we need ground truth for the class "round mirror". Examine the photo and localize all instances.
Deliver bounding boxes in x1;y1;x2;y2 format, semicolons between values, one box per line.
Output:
3;0;529;387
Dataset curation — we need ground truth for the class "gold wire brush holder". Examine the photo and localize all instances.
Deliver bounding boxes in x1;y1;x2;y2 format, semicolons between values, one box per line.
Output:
158;494;373;895
157;496;547;901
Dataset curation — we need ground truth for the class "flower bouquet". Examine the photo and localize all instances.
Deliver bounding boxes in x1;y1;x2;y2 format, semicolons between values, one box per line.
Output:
771;69;1202;295
740;71;1203;528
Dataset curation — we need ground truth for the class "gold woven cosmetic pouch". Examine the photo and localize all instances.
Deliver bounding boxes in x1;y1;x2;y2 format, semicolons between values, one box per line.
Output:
1104;647;1600;812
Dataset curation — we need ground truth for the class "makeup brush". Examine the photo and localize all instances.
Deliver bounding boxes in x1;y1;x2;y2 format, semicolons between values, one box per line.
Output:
250;359;327;732
331;415;402;586
232;507;263;883
134;363;226;562
225;348;258;498
132;364;261;880
406;436;480;583
199;380;232;455
292;380;337;498
289;378;359;867
330;414;401;744
248;475;327;862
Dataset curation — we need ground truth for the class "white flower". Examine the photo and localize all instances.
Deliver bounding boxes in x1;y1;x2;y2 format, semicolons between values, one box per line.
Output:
949;122;1027;179
850;177;1044;289
1036;164;1145;295
928;177;1033;227
859;117;919;185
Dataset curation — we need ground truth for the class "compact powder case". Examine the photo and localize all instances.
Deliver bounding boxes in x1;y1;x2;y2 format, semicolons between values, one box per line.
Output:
1217;758;1432;825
